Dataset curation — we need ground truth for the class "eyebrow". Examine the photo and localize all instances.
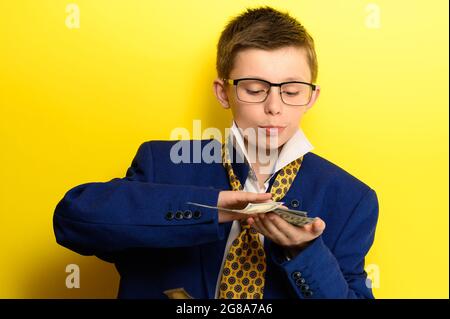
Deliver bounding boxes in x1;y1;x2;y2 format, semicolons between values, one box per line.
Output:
243;76;308;82
284;76;307;82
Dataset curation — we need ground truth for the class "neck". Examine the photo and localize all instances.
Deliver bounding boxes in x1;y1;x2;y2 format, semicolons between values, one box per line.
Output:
244;139;282;175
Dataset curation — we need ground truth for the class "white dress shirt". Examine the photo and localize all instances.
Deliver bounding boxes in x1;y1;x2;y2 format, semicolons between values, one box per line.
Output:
214;121;314;298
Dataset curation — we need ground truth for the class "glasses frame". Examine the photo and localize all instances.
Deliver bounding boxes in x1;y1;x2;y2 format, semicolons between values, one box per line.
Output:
223;77;317;106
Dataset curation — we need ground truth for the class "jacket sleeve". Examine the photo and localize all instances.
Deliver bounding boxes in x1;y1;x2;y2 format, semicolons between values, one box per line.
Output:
53;141;225;261
270;188;379;299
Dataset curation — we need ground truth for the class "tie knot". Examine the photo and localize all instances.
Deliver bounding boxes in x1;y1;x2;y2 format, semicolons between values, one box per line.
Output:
239;220;251;230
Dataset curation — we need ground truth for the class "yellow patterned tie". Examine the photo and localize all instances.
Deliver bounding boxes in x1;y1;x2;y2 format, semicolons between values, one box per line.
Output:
218;140;303;299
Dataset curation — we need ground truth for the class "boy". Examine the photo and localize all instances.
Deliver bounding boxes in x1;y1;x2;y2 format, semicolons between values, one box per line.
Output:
54;6;379;299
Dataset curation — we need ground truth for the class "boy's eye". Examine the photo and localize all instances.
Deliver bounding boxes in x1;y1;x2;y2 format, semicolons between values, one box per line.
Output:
283;91;300;96
245;89;265;95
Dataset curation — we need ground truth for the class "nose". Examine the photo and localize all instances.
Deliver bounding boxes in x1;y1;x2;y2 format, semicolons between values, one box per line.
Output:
264;87;283;115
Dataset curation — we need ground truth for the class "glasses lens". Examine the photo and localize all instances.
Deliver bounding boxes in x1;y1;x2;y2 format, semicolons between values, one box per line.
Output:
236;80;270;103
280;83;312;106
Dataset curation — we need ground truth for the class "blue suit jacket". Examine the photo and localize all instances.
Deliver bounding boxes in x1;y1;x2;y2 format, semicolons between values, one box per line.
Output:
53;139;379;299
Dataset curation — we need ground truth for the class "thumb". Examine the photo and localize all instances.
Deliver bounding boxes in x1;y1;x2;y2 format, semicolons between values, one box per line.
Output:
239;192;272;203
312;218;326;234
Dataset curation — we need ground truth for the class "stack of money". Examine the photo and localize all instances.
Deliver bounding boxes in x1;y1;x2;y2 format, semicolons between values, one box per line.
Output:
186;201;315;227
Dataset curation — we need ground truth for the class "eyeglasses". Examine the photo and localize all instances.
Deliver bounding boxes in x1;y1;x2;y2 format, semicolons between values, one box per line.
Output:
223;78;316;106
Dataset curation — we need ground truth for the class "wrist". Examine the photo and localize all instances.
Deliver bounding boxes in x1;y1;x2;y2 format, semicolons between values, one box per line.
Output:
285;241;310;258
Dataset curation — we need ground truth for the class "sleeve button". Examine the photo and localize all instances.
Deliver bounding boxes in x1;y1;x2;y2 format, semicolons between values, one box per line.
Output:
291;199;300;208
193;210;202;219
165;212;174;220
292;271;302;280
183;210;193;219
300;284;310;292
295;278;306;286
175;211;184;220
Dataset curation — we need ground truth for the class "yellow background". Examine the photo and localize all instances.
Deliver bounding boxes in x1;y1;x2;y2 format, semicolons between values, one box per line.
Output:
0;0;448;298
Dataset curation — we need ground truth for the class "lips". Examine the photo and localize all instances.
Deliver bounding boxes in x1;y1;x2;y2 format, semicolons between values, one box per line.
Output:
258;126;286;135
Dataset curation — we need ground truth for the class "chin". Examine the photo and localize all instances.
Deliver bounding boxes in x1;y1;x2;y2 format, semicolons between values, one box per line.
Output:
262;135;286;150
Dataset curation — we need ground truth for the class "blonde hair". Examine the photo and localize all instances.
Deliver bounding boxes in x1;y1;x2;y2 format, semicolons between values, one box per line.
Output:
216;6;318;83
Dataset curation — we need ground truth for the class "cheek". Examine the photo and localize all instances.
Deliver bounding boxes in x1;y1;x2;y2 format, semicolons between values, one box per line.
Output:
282;109;306;137
287;108;306;125
231;105;263;129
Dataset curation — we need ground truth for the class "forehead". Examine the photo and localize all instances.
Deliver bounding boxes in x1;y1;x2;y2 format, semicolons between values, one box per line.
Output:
230;46;311;83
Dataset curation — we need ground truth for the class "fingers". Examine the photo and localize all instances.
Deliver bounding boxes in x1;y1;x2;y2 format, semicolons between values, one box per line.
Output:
249;214;326;247
264;213;300;239
242;192;272;203
255;214;289;245
248;217;270;239
228;191;272;206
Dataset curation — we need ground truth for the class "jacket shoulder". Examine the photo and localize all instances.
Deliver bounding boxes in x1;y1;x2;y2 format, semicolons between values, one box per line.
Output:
135;139;224;185
143;138;219;150
304;152;375;196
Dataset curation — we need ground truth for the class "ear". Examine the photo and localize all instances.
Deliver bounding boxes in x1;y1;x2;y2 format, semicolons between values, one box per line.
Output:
305;85;320;112
213;78;231;109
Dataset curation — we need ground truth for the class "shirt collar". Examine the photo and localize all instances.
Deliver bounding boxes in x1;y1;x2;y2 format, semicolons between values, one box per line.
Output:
228;120;314;178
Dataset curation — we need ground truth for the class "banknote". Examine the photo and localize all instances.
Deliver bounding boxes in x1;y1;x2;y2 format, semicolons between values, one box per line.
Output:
272;207;316;227
186;201;315;226
186;201;284;214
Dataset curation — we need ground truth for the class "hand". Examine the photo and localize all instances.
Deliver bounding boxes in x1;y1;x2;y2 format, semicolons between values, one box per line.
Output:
247;211;326;258
217;191;272;223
